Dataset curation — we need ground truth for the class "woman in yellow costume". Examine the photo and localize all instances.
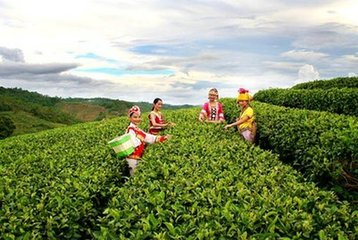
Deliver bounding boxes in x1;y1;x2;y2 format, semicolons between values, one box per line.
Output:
224;88;256;143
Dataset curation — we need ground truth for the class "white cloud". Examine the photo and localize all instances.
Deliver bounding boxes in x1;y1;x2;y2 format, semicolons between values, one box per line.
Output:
0;0;357;104
328;0;358;25
281;49;328;61
342;54;358;63
296;64;320;84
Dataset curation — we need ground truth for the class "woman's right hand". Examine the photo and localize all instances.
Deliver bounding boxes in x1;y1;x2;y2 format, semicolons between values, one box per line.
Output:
167;122;176;127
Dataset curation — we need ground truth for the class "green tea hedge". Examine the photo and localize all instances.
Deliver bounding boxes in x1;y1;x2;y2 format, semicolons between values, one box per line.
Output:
97;108;357;239
254;88;358;116
222;98;358;197
292;77;358;89
0;119;127;239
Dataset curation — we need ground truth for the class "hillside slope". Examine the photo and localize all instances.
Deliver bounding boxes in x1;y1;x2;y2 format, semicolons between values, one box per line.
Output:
57;102;107;122
0;86;193;137
0;110;66;136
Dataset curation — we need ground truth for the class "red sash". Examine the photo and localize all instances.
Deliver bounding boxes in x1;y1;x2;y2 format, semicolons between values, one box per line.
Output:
126;127;146;159
149;112;165;135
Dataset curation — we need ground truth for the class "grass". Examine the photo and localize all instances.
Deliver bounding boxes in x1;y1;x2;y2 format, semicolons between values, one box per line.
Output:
0;111;66;136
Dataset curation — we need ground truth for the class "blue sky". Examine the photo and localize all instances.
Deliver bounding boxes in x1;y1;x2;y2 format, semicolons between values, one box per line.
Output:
0;0;357;104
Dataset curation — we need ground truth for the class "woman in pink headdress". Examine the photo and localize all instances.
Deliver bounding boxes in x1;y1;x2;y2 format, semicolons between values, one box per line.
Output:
126;105;170;175
198;88;225;123
224;88;256;143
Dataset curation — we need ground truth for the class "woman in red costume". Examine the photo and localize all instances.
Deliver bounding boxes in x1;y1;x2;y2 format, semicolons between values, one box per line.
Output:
126;105;170;175
148;98;175;135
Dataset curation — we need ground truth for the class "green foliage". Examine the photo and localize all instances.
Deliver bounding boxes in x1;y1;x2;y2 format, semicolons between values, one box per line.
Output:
0;115;15;139
1;111;67;136
64;98;135;115
222;98;358;199
254;88;358;116
0;87;79;137
0;117;128;239
292;76;358;89
29;105;79;124
1;106;357;239
97;108;357;239
0;86;62;106
0;99;12;111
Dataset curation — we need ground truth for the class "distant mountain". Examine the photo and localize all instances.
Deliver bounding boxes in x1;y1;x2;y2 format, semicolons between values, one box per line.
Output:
62;97;193;116
0;86;193;138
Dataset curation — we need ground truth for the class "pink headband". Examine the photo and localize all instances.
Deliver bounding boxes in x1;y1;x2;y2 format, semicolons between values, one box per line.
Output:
128;105;141;116
238;88;249;94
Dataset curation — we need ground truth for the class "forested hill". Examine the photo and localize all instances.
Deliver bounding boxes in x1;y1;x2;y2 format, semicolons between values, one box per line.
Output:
0;86;193;138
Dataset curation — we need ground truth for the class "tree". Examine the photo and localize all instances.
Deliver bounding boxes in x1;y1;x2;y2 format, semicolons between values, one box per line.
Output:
0;116;16;139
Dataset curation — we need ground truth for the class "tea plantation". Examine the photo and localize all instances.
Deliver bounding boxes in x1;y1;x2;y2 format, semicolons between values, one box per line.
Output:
1;106;357;239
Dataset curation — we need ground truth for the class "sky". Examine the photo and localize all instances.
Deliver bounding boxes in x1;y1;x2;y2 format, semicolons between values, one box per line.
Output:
0;0;357;105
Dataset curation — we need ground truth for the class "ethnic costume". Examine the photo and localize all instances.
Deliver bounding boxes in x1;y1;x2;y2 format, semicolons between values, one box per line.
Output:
238;107;255;142
200;102;225;122
237;89;256;142
148;111;165;135
126;106;167;175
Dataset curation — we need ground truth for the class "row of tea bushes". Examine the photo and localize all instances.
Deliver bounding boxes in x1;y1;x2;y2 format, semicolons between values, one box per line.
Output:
222;98;358;198
97;108;357;239
292;77;358;89
254;88;358;116
0;118;128;239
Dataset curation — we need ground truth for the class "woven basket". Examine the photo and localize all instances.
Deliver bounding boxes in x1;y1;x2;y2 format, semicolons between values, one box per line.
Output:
108;134;135;158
